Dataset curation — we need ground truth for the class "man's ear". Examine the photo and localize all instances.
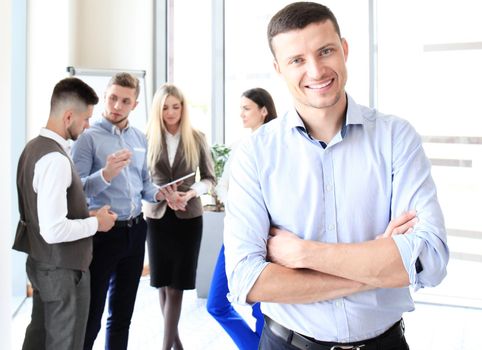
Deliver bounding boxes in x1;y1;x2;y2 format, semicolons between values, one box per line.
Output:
63;109;73;125
341;38;349;62
273;59;281;75
131;100;139;111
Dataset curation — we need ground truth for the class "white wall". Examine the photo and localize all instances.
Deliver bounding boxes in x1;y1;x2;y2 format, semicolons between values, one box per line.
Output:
1;0;13;347
74;0;154;106
27;0;154;140
27;0;76;140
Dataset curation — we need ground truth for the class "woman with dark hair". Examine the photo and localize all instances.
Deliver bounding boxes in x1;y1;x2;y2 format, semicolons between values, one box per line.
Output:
207;87;277;350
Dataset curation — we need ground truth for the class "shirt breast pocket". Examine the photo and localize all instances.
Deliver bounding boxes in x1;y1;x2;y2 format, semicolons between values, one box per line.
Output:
132;147;146;169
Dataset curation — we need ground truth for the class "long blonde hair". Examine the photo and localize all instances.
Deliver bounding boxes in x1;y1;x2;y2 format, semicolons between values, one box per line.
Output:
146;83;201;171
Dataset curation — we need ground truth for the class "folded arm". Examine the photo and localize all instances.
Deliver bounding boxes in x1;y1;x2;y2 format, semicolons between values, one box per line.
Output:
246;263;371;304
268;229;409;289
247;212;417;304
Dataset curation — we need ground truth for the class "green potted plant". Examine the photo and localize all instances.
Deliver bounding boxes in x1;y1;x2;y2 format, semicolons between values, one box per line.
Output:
208;143;231;211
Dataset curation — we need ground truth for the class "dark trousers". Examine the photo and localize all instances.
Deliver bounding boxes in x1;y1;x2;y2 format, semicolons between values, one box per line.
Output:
23;257;90;350
259;319;410;350
83;219;147;350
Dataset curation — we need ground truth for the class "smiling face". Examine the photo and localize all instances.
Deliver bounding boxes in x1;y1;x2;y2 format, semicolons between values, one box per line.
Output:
162;95;183;133
104;84;138;129
272;20;348;115
239;96;267;131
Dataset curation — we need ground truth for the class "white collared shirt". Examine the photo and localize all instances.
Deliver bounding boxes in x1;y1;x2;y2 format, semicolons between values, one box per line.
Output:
165;130;209;196
33;128;98;244
224;95;448;342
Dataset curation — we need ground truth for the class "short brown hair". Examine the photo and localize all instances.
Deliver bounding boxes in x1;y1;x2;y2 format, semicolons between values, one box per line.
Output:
107;72;140;99
267;2;341;57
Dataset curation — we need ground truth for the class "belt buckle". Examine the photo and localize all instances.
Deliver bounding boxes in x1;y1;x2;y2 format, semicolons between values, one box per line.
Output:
330;345;365;350
127;218;134;227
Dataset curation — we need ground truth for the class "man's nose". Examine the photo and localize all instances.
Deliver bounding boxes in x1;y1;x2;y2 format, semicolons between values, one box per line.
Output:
306;58;325;79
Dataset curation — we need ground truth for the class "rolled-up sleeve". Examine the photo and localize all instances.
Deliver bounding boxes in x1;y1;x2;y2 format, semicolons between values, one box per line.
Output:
391;120;449;290
224;139;270;305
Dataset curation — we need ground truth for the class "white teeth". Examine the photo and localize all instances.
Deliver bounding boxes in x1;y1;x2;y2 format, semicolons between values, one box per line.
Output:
308;80;331;89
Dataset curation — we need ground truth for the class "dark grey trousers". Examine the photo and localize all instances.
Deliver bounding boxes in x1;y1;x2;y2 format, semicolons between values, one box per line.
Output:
22;257;90;350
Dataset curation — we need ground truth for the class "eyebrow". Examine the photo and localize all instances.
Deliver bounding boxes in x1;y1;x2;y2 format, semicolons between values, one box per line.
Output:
285;42;338;61
286;53;303;62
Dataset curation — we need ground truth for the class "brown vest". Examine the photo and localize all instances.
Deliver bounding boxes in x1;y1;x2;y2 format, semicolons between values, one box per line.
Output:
13;135;93;271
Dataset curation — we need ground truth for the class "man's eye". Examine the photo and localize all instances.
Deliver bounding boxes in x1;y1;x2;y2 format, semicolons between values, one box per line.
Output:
321;48;333;56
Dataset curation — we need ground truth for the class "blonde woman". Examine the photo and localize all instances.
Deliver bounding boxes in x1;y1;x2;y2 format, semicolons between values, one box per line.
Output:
144;83;215;350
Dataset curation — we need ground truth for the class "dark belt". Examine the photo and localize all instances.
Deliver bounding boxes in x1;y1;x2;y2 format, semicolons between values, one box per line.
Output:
113;214;143;228
264;315;405;350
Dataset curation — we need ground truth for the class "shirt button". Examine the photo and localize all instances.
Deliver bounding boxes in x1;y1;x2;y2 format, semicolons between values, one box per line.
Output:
335;301;341;307
325;184;332;191
328;224;335;230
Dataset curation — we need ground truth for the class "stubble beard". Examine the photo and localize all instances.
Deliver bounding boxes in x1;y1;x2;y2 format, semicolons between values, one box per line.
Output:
66;124;79;141
297;90;342;112
310;91;341;110
107;112;129;128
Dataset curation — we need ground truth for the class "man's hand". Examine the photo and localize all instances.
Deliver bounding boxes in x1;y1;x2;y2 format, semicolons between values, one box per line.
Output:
102;149;132;182
376;210;417;239
94;205;117;232
267;227;305;268
268;211;418;269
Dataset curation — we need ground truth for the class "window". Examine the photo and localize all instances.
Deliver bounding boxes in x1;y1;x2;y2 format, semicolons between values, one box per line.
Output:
377;0;482;307
169;0;213;141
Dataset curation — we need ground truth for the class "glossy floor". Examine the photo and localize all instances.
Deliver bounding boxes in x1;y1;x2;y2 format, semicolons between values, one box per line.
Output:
12;277;482;349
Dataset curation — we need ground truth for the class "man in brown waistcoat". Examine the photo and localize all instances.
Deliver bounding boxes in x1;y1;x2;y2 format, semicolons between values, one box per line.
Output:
13;77;118;350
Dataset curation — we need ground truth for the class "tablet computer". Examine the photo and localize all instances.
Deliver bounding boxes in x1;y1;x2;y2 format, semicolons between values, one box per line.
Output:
158;172;196;189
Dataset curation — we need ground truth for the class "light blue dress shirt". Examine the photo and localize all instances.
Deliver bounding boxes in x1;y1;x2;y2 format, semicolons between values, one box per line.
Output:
224;95;449;342
72;117;159;220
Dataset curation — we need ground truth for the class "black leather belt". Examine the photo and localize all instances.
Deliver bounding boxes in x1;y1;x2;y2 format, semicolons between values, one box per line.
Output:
264;315;405;350
114;214;143;228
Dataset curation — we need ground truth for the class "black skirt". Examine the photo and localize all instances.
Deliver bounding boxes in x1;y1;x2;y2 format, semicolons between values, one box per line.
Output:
146;207;203;290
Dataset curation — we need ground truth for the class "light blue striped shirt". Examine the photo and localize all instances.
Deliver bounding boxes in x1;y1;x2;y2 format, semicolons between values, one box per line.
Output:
72;117;159;220
224;95;449;342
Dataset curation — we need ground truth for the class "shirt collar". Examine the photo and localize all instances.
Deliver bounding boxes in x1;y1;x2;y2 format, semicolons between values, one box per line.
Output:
166;130;181;141
345;94;366;126
286;94;366;137
99;116;130;135
39;128;71;154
